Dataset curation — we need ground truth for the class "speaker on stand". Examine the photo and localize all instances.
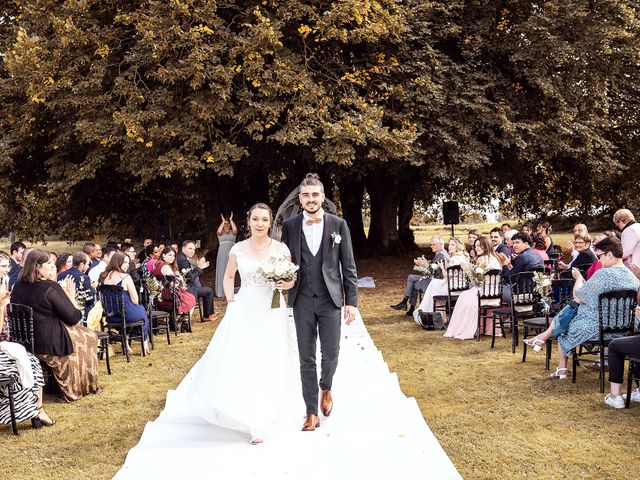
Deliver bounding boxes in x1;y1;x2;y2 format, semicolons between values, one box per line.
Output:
443;201;459;238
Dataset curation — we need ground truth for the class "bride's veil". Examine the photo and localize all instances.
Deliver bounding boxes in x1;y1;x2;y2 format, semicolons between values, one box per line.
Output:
271;187;337;241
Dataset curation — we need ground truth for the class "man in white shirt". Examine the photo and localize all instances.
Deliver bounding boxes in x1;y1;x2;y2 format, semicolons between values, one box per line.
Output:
566;223;589;261
88;246;117;284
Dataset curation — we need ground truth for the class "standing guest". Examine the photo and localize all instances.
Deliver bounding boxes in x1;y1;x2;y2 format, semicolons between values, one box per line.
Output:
98;253;150;355
55;253;73;276
613;209;640;268
8;241;26;289
521;222;534;236
558;233;596;271
467;229;482;262
390;236;449;317
531;233;550;261
501;223;512;235
497;232;544;279
490;228;511;257
57;252;95;318
10;249;100;402
524;238;638;379
177;240;218;322
88;246;117;284
536;221;554;254
215;213;238;298
444;237;502;339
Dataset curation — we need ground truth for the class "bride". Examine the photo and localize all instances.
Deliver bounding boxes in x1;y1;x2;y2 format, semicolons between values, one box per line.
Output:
187;203;303;444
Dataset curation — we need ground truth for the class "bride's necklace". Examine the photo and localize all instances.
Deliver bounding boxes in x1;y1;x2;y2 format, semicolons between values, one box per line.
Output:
249;238;271;252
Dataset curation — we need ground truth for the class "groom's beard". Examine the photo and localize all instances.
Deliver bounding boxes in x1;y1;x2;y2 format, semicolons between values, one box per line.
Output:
303;204;321;215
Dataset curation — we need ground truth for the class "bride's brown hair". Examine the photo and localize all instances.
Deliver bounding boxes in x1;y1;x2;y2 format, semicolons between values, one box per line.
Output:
246;203;273;236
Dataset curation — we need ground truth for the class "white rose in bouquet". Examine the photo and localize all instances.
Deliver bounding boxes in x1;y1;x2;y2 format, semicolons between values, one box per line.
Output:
274;264;287;277
261;263;275;275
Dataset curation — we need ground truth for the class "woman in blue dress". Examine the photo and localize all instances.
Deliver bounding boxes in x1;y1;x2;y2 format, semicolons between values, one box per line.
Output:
524;237;638;378
98;252;150;355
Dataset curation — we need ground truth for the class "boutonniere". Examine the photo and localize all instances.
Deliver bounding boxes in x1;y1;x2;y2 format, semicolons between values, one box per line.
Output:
331;232;342;248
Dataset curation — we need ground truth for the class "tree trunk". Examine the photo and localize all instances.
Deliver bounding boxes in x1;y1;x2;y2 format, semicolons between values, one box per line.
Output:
336;176;367;255
365;172;403;256
398;186;417;251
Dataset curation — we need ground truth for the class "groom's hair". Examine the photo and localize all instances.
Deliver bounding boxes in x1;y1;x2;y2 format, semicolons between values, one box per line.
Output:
299;173;324;192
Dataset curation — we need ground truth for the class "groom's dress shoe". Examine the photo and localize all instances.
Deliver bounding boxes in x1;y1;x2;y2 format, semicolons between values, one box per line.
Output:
320;390;333;417
302;414;320;431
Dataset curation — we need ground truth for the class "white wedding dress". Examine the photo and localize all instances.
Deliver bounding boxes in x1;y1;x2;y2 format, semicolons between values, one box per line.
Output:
187;241;303;440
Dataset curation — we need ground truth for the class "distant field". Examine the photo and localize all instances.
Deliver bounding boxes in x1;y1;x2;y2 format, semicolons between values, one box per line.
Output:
0;239;88;254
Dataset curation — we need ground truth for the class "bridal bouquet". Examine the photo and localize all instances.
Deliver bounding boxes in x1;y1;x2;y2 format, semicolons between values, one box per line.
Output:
533;272;552;313
461;260;489;287
413;258;440;279
257;257;299;308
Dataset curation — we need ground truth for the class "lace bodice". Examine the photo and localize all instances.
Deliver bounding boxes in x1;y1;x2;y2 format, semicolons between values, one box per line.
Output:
229;240;291;288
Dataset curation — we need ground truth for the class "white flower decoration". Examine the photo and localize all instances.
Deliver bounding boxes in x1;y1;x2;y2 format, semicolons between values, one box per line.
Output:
331;232;342;247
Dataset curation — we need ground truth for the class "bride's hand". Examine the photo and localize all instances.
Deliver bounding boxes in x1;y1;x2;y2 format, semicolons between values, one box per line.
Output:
275;280;295;290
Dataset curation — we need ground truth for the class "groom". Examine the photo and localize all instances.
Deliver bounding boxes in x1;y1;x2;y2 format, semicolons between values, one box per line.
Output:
281;173;359;431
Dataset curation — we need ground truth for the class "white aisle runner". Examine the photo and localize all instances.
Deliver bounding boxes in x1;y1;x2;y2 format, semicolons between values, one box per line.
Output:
114;313;461;479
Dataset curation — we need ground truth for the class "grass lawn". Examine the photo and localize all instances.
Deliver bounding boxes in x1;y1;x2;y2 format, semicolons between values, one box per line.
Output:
1;228;638;479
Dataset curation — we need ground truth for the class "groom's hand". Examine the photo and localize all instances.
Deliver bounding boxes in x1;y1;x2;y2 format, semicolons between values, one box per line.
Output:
344;305;358;325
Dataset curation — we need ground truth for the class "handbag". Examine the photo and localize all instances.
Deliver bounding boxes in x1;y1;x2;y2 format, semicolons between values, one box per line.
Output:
418;310;445;330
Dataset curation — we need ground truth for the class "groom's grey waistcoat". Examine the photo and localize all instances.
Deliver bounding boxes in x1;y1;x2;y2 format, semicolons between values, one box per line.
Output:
299;232;332;298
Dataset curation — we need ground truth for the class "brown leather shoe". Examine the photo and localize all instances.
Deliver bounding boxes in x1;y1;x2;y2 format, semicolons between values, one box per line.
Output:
301;414;320;431
321;390;333;417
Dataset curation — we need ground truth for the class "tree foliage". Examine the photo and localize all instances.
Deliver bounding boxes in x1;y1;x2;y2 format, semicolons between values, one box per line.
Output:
0;1;638;253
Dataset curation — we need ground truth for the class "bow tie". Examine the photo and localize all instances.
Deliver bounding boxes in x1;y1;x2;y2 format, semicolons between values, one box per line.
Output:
305;217;322;225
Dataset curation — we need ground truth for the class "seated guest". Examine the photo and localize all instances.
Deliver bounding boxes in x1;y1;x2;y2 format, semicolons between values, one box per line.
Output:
10;249;100;401
137;238;153;264
497;232;544;278
98;253;150;355
177;240;217;322
83;243;102;272
467;229;482;262
0;265;54;428
142;244;161;273
412;238;468;325
444;237;502;339
531;233;550;261
603;334;640;408
490;228;511;257
170;242;179;254
88;246;117;284
391;236;449;317
55;253;72;277
586;231;620;279
501;223;512;235
524;238;639;379
558;233;596;271
153;247;197;330
8;241;26;289
521;222;534;236
613;209;640;268
504;229;519;255
536;221;554;254
120;243;142;285
565;223;589;261
58;252;95;318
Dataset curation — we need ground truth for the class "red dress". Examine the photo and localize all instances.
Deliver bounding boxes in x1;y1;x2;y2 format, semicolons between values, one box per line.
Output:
152;262;197;314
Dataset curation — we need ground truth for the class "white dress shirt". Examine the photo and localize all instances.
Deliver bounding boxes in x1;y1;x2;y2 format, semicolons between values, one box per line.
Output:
88;261;107;283
302;209;325;256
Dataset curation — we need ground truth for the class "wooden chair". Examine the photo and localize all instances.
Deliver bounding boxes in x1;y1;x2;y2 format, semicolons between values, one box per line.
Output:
521;278;574;370
475;269;502;341
433;265;468;321
490;272;538;352
572;289;637;393
98;285;146;363
626;355;640;408
5;304;34;353
0;370;18;435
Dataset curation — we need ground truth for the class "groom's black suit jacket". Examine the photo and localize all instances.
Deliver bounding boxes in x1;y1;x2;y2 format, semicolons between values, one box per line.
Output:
281;212;358;309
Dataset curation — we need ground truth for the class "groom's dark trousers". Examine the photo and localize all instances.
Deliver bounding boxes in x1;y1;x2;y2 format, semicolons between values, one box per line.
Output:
293;233;341;415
